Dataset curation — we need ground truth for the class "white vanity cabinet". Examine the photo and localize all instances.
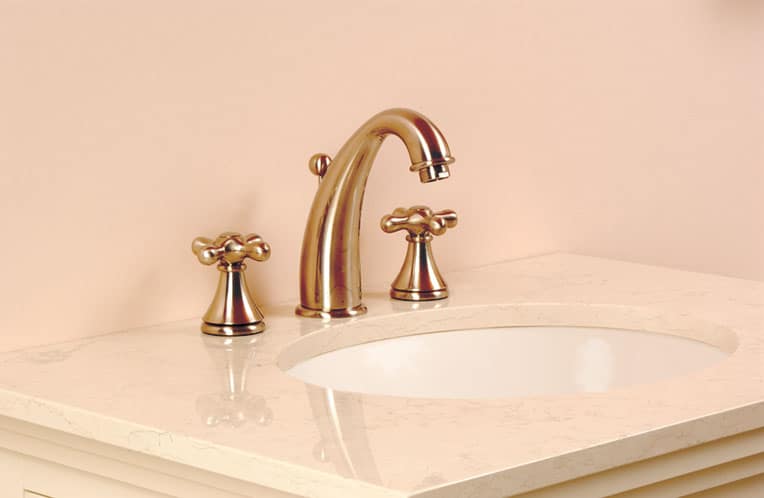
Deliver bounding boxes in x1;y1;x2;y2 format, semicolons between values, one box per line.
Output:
1;446;166;498
1;419;763;498
0;418;295;498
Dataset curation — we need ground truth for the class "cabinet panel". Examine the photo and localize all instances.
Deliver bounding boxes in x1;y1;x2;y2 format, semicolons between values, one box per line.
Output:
685;473;764;497
19;452;170;498
0;447;23;498
0;417;293;498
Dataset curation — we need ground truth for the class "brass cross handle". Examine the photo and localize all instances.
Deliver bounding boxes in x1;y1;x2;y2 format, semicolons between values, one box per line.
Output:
192;232;270;267
380;206;457;301
381;205;458;238
191;232;270;336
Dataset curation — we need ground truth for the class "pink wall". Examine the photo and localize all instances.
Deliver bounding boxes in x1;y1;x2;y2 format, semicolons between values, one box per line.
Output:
1;1;762;351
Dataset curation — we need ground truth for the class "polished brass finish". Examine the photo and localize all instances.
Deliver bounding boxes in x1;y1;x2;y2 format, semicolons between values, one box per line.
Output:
192;232;270;336
296;108;454;318
381;206;457;301
309;153;332;183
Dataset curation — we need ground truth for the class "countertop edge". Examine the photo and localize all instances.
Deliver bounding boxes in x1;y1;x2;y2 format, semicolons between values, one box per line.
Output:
411;401;764;498
0;387;407;498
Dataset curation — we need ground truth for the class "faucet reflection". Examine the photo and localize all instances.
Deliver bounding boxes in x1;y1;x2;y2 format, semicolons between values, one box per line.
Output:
305;386;381;484
196;334;273;428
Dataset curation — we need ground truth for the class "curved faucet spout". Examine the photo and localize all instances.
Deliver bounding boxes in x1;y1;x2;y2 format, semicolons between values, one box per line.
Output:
296;108;454;318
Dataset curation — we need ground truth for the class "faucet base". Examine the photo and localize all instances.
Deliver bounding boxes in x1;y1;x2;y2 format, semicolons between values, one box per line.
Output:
201;322;266;337
390;288;449;301
294;304;367;319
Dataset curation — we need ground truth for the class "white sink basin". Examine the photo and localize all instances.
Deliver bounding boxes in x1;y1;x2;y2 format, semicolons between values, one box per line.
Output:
287;326;729;399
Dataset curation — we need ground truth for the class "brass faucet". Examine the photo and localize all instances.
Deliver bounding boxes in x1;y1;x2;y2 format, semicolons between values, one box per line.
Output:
380;205;458;301
192;232;271;335
296;108;454;318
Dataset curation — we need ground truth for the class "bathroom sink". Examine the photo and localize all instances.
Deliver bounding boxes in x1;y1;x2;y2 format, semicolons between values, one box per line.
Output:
287;326;729;399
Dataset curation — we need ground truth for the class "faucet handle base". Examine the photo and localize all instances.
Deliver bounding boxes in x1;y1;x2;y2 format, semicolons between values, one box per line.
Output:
388;235;450;302
390;288;448;301
295;304;367;319
201;322;266;337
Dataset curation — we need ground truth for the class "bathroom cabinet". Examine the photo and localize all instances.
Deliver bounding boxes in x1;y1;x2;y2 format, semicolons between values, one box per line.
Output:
1;446;167;498
0;417;292;498
1;414;763;497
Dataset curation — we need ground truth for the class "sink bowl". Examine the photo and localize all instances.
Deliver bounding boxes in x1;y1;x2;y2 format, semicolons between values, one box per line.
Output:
287;326;730;399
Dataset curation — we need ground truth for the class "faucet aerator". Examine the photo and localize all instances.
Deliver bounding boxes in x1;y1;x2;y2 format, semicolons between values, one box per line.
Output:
418;163;452;183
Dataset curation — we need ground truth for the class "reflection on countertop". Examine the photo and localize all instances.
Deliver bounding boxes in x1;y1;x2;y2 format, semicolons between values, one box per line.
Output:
196;334;272;428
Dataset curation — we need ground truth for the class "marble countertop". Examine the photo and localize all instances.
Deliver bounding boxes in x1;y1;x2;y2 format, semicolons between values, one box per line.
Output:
0;254;762;497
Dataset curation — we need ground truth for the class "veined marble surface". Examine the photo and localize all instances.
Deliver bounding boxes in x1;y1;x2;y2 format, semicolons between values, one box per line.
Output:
0;254;762;498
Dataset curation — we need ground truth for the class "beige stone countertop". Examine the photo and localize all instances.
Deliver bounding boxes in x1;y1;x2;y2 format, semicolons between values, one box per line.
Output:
0;254;761;497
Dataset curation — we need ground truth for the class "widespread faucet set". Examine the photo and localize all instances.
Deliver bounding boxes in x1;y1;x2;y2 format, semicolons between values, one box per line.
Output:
192;108;457;336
